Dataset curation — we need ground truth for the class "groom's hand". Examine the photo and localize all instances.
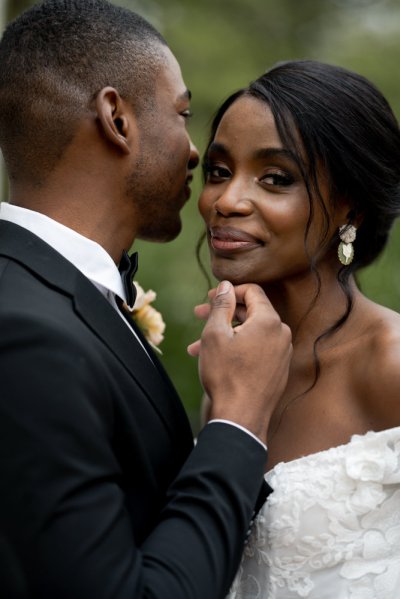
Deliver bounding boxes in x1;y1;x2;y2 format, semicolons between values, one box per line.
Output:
188;281;292;444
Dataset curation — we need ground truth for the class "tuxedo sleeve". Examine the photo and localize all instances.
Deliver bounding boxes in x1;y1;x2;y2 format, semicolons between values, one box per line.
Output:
141;423;269;598
0;313;269;599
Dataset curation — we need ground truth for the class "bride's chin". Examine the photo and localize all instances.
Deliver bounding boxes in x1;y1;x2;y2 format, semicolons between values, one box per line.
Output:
212;270;252;286
210;258;258;286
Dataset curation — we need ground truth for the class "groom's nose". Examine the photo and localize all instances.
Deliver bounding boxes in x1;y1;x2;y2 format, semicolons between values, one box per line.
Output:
188;139;199;171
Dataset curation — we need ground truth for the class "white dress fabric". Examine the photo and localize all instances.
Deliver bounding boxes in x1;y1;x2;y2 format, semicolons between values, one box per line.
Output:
227;426;400;599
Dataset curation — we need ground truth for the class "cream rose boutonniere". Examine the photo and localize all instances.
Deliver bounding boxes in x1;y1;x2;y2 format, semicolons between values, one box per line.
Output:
123;282;166;353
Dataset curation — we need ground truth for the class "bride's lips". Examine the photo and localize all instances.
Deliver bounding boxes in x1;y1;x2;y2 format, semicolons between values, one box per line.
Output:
209;226;262;253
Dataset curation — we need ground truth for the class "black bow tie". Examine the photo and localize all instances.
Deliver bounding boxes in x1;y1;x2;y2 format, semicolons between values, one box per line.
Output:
118;250;138;309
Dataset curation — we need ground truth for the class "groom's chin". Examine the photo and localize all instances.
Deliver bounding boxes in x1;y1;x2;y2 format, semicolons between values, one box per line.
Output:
137;220;183;244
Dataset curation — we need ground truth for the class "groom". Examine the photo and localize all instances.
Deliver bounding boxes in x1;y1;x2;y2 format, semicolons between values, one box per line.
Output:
0;1;292;598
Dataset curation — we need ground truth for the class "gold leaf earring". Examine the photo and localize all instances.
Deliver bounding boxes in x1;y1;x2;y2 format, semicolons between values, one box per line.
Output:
338;224;357;266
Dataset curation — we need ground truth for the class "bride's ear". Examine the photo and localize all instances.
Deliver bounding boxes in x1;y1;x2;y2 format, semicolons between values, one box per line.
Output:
334;199;364;230
95;87;133;155
347;208;364;229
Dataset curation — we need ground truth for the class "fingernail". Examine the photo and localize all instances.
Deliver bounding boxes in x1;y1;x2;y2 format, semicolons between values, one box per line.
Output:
216;280;231;296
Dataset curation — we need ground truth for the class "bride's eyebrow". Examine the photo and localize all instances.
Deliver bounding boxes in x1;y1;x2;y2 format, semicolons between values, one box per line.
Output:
207;143;297;165
253;147;297;164
207;142;229;157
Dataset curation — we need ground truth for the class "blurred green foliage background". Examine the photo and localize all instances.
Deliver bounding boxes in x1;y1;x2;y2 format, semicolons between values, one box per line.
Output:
1;0;400;432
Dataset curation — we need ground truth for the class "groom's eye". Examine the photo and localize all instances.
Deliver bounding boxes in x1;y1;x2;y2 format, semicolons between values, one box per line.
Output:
181;109;193;119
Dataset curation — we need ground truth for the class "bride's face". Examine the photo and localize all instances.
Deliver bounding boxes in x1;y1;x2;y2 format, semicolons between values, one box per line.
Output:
199;95;339;287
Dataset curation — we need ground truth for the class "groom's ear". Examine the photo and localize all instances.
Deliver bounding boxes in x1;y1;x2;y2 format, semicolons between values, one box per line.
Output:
95;87;137;155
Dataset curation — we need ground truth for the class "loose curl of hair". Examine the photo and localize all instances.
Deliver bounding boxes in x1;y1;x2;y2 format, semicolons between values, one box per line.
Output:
199;60;400;400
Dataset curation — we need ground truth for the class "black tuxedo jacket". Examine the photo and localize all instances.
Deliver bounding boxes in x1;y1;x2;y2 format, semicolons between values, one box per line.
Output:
0;220;269;599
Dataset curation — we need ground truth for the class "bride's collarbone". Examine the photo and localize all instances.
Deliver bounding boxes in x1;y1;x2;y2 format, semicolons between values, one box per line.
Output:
266;369;373;470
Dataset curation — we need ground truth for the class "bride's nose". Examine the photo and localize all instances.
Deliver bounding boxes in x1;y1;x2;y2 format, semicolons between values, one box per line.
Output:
214;181;253;217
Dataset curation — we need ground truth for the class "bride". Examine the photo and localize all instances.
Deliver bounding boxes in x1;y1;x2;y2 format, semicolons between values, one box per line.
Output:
197;60;400;598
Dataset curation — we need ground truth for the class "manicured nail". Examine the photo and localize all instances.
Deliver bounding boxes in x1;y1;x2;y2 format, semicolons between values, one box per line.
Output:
216;280;231;296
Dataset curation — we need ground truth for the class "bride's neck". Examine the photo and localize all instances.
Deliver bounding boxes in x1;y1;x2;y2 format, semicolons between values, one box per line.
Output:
263;269;358;345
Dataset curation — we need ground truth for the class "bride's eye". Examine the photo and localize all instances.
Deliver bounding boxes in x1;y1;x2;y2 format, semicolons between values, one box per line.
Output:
261;170;294;187
204;163;231;181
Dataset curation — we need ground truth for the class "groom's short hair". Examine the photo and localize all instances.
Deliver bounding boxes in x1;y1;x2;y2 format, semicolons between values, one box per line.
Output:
0;0;168;185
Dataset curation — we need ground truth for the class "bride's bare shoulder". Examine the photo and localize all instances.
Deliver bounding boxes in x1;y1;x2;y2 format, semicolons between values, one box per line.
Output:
356;300;400;425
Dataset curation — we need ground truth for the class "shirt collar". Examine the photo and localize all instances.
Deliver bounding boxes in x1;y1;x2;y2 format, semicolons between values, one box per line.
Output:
0;202;127;303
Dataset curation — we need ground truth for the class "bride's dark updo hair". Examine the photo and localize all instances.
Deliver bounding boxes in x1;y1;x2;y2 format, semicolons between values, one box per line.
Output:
200;60;400;387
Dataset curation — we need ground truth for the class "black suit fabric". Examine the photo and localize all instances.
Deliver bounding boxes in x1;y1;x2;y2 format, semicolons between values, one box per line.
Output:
0;220;268;598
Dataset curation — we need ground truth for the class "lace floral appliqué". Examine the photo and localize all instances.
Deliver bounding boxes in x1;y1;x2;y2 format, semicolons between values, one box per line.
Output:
227;427;400;599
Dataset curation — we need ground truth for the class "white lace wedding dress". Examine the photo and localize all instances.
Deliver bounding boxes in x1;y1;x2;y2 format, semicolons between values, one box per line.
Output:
227;426;400;598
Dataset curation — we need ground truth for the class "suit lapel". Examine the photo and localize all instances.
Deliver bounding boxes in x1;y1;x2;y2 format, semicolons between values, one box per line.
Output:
0;221;192;445
118;307;181;398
